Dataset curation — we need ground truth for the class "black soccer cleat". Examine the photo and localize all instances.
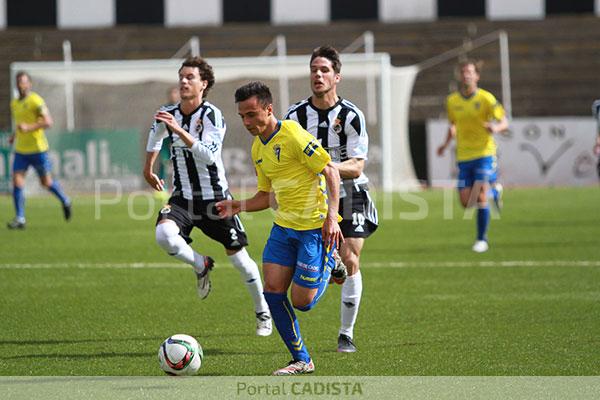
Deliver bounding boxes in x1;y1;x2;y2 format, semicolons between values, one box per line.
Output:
62;202;72;221
337;334;357;353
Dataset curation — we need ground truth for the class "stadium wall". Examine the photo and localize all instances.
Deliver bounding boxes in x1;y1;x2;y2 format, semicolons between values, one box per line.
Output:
0;0;599;28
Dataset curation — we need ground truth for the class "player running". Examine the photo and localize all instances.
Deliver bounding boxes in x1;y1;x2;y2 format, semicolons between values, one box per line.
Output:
144;57;272;336
217;81;346;375
437;60;509;252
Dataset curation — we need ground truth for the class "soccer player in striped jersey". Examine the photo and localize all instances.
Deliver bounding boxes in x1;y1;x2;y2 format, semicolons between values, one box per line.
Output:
217;81;344;375
285;46;378;353
144;57;272;337
437;60;509;253
7;71;71;229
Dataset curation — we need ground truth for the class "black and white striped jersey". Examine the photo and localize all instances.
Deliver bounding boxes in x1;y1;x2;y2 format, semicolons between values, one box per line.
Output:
285;97;370;187
146;101;229;201
592;99;600;121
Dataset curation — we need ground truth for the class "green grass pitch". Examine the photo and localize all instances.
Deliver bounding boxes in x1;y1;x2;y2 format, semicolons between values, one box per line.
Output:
0;187;599;376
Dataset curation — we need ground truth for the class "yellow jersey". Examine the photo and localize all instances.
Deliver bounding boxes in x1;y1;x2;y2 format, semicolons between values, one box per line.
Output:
447;88;505;162
252;120;331;231
11;92;49;154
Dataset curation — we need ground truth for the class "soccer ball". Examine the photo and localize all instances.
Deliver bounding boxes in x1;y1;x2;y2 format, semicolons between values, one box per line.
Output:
158;334;203;376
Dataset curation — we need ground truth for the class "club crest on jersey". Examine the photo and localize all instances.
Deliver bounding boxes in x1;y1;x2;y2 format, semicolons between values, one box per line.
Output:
474;102;481;110
160;205;171;214
195;119;203;134
273;144;281;161
333;118;343;134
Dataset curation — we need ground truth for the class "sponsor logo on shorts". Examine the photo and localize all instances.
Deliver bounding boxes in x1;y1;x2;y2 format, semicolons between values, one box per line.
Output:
299;275;317;283
297;261;320;272
160;205;171;214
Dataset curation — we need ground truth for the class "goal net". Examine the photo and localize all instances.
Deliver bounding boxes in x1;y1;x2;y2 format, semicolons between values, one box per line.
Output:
8;53;419;193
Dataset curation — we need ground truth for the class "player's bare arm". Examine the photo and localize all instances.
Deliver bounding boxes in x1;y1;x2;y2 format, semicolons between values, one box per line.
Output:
437;124;456;156
216;190;271;218
336;158;364;179
321;162;344;249
143;151;164;191
17;107;53;133
483;116;509;134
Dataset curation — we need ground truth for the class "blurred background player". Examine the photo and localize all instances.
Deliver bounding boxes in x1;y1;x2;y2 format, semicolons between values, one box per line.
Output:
7;71;71;229
285;46;378;353
144;57;271;336
591;99;600;179
437;60;508;253
217;81;345;375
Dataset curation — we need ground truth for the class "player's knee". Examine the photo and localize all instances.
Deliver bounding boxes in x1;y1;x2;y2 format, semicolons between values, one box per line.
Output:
293;300;315;312
155;222;180;254
291;293;315;312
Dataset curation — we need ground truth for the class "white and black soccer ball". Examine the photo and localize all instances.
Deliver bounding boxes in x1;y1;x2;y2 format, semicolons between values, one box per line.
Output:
158;334;203;376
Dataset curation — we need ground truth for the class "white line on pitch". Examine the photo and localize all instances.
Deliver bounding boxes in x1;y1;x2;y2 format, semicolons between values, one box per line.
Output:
1;260;600;269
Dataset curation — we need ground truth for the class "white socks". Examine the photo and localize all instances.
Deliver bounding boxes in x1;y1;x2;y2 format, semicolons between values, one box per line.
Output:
339;270;363;338
229;248;269;315
155;222;268;315
155;222;206;274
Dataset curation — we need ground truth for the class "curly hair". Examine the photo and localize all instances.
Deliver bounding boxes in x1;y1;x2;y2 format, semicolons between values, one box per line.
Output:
179;57;215;98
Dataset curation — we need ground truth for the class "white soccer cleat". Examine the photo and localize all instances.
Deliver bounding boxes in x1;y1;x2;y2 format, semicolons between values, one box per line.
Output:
472;240;489;253
255;312;273;336
196;256;214;300
272;359;315;376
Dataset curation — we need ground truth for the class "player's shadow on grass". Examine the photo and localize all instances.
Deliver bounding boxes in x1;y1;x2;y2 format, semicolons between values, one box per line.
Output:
203;348;280;356
0;337;166;346
0;352;150;360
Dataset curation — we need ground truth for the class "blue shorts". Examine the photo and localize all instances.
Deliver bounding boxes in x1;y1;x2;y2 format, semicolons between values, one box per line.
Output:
263;224;336;289
13;152;52;176
457;156;496;189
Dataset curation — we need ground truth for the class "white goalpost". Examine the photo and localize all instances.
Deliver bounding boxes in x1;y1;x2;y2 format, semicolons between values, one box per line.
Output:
10;52;420;193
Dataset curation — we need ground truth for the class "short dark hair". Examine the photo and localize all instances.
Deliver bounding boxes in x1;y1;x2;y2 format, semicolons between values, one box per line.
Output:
310;46;342;73
179;57;215;98
15;71;31;81
234;81;273;107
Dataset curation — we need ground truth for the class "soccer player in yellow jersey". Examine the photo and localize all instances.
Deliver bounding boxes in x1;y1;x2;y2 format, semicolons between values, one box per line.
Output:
216;81;345;375
7;71;71;229
437;60;508;252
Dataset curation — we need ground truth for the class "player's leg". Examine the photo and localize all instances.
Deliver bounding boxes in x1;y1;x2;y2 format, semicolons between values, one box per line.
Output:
7;153;30;229
489;159;503;213
199;203;271;335
336;187;378;352
8;165;27;229
290;229;335;312
457;159;475;208
338;237;364;352
35;152;71;221
262;225;314;375
155;201;214;298
472;157;493;252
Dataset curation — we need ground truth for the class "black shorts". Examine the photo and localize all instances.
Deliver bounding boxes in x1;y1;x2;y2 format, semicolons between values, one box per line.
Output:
338;183;378;238
155;194;248;251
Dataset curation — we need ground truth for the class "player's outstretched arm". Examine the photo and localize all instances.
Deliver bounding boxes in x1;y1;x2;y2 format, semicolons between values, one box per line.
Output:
216;191;272;218
321;162;344;249
143;151;164;191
